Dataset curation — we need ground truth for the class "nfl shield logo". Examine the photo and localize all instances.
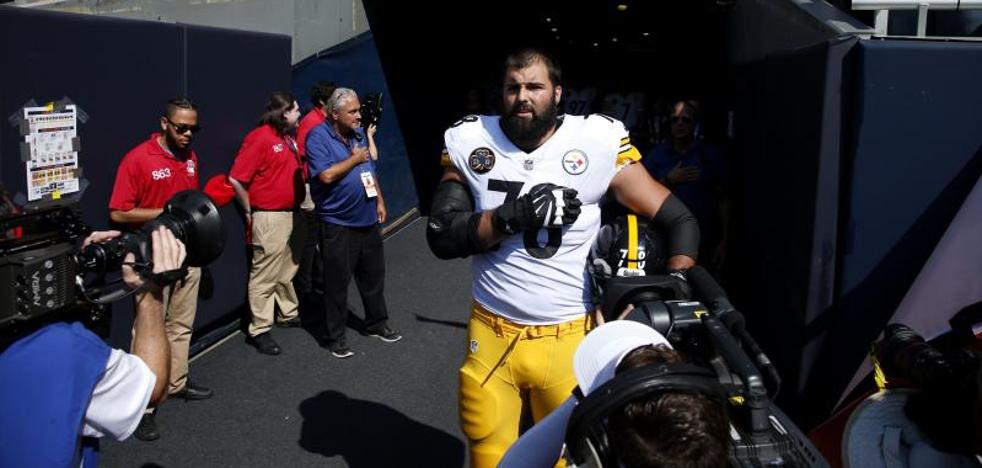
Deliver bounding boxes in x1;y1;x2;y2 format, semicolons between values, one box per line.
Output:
523;159;534;171
562;150;588;175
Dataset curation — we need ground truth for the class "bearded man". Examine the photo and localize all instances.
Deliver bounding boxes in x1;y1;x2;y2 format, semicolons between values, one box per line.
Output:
426;49;701;467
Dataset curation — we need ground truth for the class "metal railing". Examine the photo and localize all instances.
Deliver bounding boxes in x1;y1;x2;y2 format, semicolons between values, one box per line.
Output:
853;0;982;36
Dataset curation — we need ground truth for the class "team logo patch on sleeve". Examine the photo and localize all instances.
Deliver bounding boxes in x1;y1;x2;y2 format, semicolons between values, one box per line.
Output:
468;147;496;174
562;150;589;175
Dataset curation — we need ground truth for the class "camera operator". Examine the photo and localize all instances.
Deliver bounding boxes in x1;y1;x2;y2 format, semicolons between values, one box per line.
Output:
498;213;729;468
499;319;729;468
840;322;982;468
0;227;186;468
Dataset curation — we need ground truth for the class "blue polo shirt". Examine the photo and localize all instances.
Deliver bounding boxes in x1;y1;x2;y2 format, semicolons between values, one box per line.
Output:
642;141;726;240
306;123;379;227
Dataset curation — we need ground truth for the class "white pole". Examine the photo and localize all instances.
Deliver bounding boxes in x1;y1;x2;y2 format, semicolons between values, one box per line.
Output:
875;9;891;35
917;2;930;36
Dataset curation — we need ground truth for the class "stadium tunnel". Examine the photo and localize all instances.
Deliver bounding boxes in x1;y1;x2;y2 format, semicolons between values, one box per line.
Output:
363;0;859;423
0;3;979;458
365;0;982;429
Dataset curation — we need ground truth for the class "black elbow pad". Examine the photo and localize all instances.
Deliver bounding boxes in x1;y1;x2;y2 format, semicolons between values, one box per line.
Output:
426;180;485;259
652;194;700;261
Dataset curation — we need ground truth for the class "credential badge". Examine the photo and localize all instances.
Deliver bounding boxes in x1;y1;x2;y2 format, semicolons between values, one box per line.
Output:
468;147;495;174
562;150;589;175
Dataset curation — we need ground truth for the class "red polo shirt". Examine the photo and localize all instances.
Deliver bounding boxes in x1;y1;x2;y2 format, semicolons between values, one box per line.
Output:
229;124;302;211
109;133;199;212
297;108;326;179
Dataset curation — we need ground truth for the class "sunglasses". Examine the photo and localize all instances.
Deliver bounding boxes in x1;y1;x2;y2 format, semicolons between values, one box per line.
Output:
166;118;201;135
670;116;694;125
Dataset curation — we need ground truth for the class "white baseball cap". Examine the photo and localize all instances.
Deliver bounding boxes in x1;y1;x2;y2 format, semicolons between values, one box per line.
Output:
574;320;672;395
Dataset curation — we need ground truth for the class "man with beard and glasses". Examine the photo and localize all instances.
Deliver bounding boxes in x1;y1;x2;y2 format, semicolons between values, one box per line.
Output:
426;49;701;467
109;98;213;441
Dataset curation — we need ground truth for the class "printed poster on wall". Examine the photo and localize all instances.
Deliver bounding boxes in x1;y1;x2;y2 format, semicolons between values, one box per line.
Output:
23;104;80;201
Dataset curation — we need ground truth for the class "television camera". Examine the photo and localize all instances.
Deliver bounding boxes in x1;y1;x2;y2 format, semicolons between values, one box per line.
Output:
568;215;827;467
0;190;224;342
871;316;982;456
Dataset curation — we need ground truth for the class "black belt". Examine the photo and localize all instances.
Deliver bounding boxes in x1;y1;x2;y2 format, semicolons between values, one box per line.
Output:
251;208;295;213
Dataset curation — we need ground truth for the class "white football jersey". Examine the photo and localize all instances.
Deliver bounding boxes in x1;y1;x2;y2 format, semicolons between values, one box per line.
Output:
443;114;640;324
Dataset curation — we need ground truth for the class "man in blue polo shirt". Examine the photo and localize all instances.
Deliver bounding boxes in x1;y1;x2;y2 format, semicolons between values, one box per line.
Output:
306;87;401;359
642;100;728;271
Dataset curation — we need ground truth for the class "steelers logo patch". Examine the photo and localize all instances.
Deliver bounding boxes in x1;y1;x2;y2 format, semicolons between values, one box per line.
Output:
563;150;589;175
468;147;495;174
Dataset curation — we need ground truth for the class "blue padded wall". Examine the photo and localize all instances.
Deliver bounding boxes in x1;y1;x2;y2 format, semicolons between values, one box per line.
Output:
0;6;292;348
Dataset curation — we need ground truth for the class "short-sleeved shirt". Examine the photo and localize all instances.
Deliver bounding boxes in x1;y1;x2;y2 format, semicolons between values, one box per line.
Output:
642;141;725;237
307;124;378;227
109;133;199;215
0;322;152;468
229;124;303;211
443;114;640;324
297;108;327;179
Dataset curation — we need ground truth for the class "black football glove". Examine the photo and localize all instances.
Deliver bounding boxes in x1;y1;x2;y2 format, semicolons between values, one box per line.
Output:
492;183;582;235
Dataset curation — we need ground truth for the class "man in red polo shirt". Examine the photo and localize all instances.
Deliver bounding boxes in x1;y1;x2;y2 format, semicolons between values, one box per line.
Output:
295;81;335;304
109;98;213;441
229;92;304;355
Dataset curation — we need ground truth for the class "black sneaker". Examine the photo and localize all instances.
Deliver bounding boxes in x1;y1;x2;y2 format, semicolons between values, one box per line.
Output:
328;341;354;359
247;332;281;355
171;381;213;401
276;317;301;328
134;412;159;441
366;325;402;343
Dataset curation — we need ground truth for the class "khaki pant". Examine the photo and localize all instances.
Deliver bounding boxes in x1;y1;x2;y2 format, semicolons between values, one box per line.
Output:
247;211;300;337
133;266;200;395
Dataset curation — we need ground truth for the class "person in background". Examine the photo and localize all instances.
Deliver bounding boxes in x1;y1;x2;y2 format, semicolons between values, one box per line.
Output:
108;98;213;441
642;100;729;272
295;81;337;312
306;87;400;359
229;92;304;356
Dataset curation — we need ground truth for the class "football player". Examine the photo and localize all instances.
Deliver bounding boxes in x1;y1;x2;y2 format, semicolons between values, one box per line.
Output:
427;48;700;468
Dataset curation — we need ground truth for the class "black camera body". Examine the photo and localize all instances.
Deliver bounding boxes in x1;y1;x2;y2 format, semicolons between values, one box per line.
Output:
360;92;384;128
0;200;91;332
568;266;828;467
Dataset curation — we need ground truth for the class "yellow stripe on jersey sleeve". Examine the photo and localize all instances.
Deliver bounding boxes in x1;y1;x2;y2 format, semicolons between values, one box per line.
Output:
440;149;452;168
616;145;642;169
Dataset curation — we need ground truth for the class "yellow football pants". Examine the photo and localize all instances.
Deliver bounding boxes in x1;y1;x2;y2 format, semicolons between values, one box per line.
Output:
459;301;589;468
